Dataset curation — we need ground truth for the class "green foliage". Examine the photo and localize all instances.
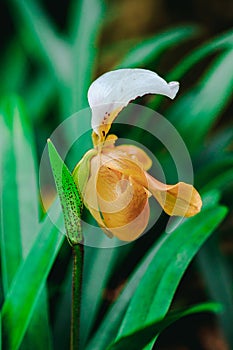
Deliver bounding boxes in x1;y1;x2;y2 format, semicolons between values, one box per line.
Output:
167;28;233;81
166;48;233;152
48;140;83;245
116;25;200;68
0;97;53;350
108;303;222;350
86;203;227;350
1;205;63;350
115;205;227;350
1;1;233;349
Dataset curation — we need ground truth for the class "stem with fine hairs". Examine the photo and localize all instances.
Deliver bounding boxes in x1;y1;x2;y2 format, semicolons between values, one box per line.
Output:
70;243;84;350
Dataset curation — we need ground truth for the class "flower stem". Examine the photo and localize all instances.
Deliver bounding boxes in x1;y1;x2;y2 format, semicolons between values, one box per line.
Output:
70;243;84;350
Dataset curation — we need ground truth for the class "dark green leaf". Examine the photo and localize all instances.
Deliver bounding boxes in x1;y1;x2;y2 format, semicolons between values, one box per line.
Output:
86;204;227;350
115;206;228;349
9;0;71;84
70;0;105;111
1;203;64;350
85;239;159;350
0;97;55;350
200;190;221;209
0;315;1;350
167;49;233;152
198;237;233;347
0;41;27;95
196;156;233;188
201;168;233;194
109;303;221;350
0;98;23;294
167;29;233;80
20;289;53;350
80;243;131;349
116;25;200;69
25;73;56;123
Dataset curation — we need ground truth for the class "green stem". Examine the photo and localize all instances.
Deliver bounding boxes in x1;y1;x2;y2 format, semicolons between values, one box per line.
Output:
70;243;84;350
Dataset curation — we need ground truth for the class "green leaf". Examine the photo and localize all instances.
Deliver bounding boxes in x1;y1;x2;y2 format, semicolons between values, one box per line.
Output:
80;242;132;349
198;237;233;347
1;203;64;350
108;302;222;350
201;128;233;159
9;0;71;84
86;203;224;350
0;41;27;95
167;28;233;81
167;49;233;152
0;97;55;349
150;29;233;111
69;0;105;111
196;156;233;188
86;203;225;350
116;25;200;69
20;289;53;350
115;205;228;349
53;262;72;350
85;238;160;350
80;245;118;349
24;73;56;123
0;98;23;294
201;168;233;194
200;190;221;209
48;139;83;245
0;315;1;350
11;101;39;257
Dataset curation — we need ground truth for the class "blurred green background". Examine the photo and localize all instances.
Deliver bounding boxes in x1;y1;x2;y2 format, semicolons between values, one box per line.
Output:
0;1;233;350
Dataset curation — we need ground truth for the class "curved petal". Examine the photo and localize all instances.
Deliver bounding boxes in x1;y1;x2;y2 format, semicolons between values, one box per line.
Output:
100;152;149;188
83;155;113;238
109;201;150;242
102;152;202;218
96;165;149;241
88;68;179;136
115;144;152;170
146;173;202;217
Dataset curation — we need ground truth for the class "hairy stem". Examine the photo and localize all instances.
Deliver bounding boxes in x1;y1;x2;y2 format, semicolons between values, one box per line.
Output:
70;243;84;350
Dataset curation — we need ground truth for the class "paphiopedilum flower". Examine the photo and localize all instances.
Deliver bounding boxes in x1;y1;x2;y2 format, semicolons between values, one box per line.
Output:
73;69;202;241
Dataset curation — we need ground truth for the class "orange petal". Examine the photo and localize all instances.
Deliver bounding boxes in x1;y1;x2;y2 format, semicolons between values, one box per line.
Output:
102;152;202;218
115;144;152;170
146;173;202;217
83;155;113;238
109;201;150;241
96;165;149;241
100;152;149;187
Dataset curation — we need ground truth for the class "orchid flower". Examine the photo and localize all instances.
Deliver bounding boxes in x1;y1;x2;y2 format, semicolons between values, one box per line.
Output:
73;69;202;241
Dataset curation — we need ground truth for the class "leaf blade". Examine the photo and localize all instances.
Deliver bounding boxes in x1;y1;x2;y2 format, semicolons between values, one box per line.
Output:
167;29;233;81
9;0;71;83
116;205;228;349
1;204;64;350
48;139;83;245
116;25;200;69
109;303;222;350
0;97;53;350
167;49;233;152
70;0;105;111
